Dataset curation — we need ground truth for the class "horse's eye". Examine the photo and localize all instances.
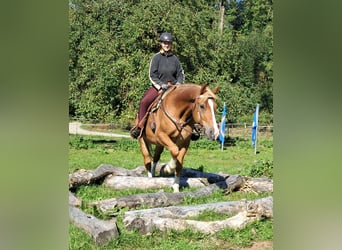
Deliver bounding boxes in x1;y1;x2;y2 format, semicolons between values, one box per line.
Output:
200;104;205;110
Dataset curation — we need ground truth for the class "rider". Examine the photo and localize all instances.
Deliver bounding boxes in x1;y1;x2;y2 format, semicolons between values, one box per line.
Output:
130;32;184;139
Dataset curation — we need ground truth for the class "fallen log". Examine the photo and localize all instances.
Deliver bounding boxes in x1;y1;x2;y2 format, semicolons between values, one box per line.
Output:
181;168;226;183
90;175;244;213
124;196;272;219
69;164;145;189
69;164;272;194
103;176;209;190
125;211;255;234
69;205;119;245
180;167;272;192
124;196;273;234
243;177;273;193
150;164;226;183
69;191;82;207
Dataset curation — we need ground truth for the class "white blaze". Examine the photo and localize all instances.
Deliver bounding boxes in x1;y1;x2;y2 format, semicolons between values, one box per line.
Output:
208;99;220;139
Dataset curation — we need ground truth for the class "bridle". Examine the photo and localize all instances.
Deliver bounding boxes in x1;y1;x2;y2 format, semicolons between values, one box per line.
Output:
159;94;215;135
193;96;215;127
159;101;194;134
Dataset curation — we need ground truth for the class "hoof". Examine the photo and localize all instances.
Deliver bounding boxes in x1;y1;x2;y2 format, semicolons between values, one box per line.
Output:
162;164;174;175
172;183;180;193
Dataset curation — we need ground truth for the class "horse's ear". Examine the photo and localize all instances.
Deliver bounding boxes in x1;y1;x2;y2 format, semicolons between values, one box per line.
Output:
212;86;219;94
200;84;208;94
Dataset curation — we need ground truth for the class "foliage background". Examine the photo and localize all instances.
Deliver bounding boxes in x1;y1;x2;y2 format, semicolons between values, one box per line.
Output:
69;0;273;125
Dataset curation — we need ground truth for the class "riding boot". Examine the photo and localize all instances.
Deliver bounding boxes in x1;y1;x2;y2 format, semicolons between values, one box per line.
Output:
130;117;147;139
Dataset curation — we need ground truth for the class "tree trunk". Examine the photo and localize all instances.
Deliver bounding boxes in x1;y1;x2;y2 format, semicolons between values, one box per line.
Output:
69;164;145;189
180;167;226;183
241;177;273;193
69;205;119;245
103;176;209;190
69;164;272;193
218;0;225;35
124;196;273;235
69;191;82;207
89;175;244;213
151;164;226;183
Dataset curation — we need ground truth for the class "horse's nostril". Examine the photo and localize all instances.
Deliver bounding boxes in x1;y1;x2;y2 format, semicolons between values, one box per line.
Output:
205;128;216;140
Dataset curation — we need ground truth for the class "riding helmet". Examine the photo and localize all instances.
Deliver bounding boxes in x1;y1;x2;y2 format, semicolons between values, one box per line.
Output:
159;32;173;42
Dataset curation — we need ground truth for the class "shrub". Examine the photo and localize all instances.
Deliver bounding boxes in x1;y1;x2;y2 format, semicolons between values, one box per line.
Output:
249;159;273;178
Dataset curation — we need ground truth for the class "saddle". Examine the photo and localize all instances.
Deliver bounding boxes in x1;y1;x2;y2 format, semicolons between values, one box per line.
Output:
131;86;177;138
148;86;176;133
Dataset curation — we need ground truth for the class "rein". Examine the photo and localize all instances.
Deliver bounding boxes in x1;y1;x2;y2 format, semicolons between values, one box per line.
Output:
159;90;209;135
157;86;216;135
159;101;195;134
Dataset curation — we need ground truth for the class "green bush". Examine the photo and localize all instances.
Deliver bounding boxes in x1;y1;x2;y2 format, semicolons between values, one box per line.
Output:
249;159;273;178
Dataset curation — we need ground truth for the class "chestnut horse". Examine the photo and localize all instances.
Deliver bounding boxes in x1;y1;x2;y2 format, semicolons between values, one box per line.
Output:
137;83;219;192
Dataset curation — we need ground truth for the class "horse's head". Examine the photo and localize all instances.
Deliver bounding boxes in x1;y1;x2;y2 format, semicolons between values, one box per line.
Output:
192;84;220;140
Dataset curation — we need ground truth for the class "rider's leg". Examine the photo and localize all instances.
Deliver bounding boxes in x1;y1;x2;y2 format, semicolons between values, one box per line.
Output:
130;87;159;139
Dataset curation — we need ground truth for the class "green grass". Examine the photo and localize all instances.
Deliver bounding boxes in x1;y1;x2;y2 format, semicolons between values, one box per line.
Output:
217;219;273;248
69;135;273;177
69;133;273;249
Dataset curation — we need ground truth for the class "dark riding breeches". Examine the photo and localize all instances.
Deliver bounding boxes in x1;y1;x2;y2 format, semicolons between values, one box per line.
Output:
138;87;159;121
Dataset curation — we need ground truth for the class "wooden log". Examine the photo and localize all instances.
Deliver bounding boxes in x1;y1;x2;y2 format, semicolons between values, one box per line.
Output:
243;177;273;193
90;190;186;213
69;205;119;245
215;171;273;193
69;191;82;207
123;196;273;234
69;164;145;189
125;211;256;234
181;168;273;192
90;175;244;212
181;168;226;183
69;164;272;193
124;196;272;219
103;176;209;190
151;164;226;183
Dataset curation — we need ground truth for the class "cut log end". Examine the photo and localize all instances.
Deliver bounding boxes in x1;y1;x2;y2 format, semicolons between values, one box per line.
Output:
69;206;120;245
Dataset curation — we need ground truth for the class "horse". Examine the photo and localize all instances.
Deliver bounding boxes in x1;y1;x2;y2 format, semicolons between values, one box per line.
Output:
137;83;220;192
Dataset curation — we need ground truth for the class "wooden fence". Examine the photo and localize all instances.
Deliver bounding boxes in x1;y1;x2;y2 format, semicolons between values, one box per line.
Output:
70;119;273;140
224;123;273;138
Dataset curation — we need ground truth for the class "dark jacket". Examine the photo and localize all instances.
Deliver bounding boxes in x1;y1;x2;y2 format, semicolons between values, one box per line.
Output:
149;51;184;90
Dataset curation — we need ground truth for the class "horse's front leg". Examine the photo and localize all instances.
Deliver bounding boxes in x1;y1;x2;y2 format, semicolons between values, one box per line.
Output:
139;138;153;177
172;144;190;192
150;145;164;177
156;132;179;175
